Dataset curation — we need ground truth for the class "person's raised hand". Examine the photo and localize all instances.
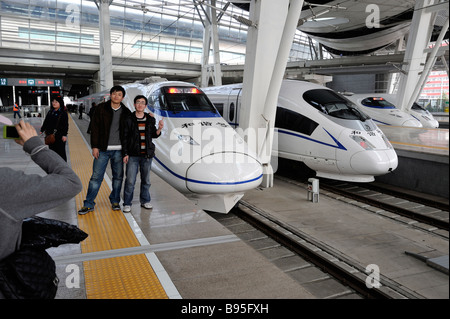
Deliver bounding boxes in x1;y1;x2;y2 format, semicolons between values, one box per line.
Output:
14;120;37;146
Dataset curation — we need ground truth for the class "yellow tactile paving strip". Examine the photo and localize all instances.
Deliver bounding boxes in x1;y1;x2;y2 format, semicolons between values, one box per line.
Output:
67;116;168;299
390;141;449;151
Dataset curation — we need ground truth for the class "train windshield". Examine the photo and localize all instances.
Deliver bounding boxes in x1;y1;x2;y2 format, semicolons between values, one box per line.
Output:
149;87;217;113
303;89;370;121
412;102;428;112
361;97;396;109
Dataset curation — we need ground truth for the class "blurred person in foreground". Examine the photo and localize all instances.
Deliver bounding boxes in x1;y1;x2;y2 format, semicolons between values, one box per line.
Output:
0;120;82;298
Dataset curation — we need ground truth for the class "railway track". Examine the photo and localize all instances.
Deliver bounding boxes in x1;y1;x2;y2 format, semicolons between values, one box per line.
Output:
212;206;423;299
297;177;449;234
275;159;449;233
211;175;449;299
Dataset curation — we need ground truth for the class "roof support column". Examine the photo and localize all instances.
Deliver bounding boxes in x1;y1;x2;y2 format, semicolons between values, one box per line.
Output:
395;0;437;111
199;0;222;87
95;0;114;91
406;16;449;110
201;17;212;87
240;0;304;188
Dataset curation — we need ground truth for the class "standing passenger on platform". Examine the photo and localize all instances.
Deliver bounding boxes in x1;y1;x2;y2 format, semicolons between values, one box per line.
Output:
87;102;97;134
78;104;84;119
121;95;163;213
40;96;69;161
78;86;132;215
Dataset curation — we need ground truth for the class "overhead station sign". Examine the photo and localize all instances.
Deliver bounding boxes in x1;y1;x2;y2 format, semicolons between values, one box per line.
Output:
0;78;62;86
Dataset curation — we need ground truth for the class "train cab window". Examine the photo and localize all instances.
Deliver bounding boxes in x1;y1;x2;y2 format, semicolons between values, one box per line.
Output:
275;107;319;136
303;89;369;121
229;102;235;122
412;102;426;112
361;97;395;109
162;86;217;113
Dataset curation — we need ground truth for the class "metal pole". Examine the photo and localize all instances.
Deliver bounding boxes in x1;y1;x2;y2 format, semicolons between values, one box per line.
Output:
407;17;449;109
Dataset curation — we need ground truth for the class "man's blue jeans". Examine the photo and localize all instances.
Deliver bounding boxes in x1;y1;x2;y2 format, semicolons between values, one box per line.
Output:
123;156;153;206
83;150;123;208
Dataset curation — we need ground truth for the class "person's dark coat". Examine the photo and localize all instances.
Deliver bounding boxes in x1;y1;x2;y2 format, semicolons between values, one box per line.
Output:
122;112;161;158
90;100;131;151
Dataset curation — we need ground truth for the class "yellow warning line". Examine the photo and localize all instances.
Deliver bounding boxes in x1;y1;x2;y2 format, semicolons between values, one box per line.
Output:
67;116;168;299
390;141;449;151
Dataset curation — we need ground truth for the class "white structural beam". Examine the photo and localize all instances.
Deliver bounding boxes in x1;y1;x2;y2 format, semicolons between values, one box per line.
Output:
406;17;449;109
95;0;114;91
441;55;449;77
240;0;304;188
210;1;222;86
395;0;446;111
198;0;222;87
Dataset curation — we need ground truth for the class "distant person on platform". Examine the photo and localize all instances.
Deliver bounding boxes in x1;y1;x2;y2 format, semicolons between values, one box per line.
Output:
78;104;84;119
13;103;21;119
78;86;131;215
87;102;97;134
121;95;163;213
40;96;69;161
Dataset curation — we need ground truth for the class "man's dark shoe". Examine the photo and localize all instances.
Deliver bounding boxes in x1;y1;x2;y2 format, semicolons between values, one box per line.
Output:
112;203;121;211
78;206;94;215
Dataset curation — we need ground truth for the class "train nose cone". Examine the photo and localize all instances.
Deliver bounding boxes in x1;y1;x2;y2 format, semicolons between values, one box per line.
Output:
350;149;398;176
429;119;439;128
403;119;422;127
186;152;263;194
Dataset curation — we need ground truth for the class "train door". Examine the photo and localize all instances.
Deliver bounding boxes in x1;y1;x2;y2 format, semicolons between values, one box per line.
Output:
227;88;241;128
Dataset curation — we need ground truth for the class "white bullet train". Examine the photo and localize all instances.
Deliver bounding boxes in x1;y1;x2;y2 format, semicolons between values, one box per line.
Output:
409;102;440;128
356;94;439;128
77;78;263;213
202;80;398;183
345;94;423;127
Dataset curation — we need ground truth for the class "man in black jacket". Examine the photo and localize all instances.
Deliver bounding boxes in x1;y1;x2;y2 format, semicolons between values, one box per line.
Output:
78;85;132;215
121;95;163;212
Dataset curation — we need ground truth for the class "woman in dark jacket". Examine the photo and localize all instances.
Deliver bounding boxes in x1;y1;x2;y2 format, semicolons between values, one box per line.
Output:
40;96;69;161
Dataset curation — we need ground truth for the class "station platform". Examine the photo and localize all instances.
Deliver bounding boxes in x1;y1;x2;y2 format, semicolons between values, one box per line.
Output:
1;111;448;302
0;113;314;301
375;125;449;199
379;125;448;157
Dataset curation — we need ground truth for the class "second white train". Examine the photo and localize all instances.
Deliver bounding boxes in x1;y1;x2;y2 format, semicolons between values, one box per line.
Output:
344;94;430;127
202;80;399;183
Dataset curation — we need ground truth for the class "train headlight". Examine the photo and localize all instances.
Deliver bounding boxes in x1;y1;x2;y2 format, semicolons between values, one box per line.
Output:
177;134;199;145
350;135;375;150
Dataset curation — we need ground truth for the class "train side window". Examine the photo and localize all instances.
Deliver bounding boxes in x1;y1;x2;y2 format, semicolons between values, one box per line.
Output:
148;89;159;108
148;93;157;108
213;103;224;116
275;107;318;136
229;102;235;122
148;89;168;110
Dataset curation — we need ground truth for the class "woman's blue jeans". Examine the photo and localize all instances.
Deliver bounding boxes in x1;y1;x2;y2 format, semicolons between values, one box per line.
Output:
123;156;153;206
83;150;124;208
